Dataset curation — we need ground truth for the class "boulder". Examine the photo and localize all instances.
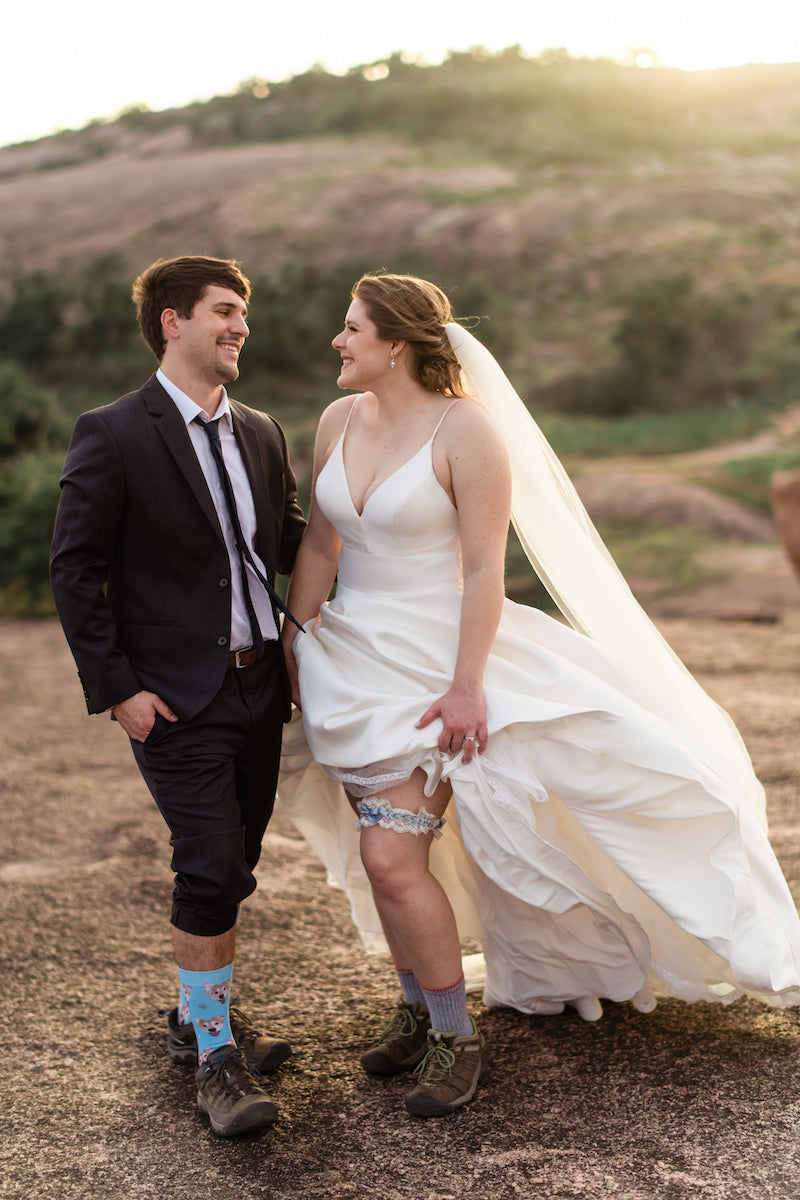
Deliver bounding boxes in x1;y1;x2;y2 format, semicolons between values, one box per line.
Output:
770;469;800;579
576;473;774;541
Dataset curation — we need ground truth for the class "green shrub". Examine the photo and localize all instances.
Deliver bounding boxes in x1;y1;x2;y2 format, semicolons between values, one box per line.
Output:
0;450;63;615
711;453;800;512
540;272;795;419
0;361;60;457
0;272;69;369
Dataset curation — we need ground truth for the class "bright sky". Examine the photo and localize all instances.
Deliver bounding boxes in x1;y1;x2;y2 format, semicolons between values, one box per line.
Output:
4;0;800;149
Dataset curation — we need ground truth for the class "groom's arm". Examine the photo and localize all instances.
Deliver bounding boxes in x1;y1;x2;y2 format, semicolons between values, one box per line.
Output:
50;409;142;714
267;414;306;576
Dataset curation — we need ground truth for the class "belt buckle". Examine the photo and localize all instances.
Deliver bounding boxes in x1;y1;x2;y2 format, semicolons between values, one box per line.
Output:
232;646;252;668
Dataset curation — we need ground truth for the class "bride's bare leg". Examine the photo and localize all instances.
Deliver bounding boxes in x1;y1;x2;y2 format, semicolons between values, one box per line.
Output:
352;770;490;1113
351;769;462;991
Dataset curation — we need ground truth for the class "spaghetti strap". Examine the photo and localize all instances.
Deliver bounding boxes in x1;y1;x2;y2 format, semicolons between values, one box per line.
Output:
342;395;360;437
430;399;462;444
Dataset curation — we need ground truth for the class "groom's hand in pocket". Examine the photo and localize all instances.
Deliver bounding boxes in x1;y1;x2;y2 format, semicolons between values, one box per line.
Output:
112;691;178;742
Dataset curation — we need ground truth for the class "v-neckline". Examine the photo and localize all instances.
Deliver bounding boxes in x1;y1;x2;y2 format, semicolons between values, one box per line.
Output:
341;434;431;519
338;396;461;518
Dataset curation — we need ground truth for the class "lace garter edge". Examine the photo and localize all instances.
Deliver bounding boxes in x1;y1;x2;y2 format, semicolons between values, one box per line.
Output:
354;799;445;839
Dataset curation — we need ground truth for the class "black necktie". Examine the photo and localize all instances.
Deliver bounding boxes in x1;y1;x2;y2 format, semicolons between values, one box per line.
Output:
194;416;303;648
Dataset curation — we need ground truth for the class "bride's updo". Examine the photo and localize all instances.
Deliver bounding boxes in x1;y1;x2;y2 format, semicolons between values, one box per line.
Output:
352;273;465;397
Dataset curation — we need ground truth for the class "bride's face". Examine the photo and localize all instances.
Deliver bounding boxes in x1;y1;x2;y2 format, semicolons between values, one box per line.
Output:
332;298;393;390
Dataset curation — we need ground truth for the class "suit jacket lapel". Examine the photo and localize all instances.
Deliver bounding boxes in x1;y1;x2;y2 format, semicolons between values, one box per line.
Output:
141;375;223;541
231;402;278;573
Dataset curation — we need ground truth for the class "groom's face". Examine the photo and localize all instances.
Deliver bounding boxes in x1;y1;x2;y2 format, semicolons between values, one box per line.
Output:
169;285;250;385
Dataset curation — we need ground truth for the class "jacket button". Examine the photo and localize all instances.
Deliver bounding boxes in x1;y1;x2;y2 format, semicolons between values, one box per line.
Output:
217;636;228;647
219;577;230;588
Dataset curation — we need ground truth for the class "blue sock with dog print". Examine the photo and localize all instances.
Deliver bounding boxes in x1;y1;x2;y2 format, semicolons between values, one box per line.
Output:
176;909;241;1028
176;963;235;1064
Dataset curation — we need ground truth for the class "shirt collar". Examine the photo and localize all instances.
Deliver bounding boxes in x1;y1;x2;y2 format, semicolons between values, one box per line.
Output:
156;368;231;427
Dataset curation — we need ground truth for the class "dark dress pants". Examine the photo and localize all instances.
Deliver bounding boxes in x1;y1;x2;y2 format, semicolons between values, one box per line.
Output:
130;643;286;936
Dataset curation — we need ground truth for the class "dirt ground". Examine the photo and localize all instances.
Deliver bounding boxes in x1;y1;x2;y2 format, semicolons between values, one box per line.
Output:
4;596;800;1200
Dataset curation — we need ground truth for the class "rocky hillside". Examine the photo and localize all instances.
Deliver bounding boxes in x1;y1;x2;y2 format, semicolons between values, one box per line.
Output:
4;53;800;288
4;51;800;618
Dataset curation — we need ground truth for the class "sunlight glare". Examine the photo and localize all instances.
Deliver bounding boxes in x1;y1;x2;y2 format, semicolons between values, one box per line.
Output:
649;0;799;71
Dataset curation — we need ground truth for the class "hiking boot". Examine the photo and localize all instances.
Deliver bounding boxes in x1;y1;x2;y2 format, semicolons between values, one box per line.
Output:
165;1006;292;1074
195;1046;279;1137
404;1017;491;1116
360;1000;431;1076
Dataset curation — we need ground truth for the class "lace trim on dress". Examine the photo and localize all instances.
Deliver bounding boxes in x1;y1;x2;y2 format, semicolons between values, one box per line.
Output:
326;743;549;824
479;747;549;822
327;764;415;799
355;799;446;839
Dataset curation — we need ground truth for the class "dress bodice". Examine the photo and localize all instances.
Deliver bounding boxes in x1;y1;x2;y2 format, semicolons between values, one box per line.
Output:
314;412;463;597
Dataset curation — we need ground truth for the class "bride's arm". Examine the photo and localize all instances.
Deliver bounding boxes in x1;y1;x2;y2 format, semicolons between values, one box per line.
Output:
281;404;347;706
416;403;511;763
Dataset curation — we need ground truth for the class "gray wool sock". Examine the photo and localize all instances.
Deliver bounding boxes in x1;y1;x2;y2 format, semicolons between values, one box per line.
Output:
421;975;472;1036
396;968;426;1005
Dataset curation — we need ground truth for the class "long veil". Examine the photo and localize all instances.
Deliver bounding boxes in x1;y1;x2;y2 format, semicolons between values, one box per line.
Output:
445;322;766;818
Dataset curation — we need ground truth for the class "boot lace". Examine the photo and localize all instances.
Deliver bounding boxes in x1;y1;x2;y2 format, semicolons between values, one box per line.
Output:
413;1040;456;1085
204;1052;258;1100
229;1006;259;1040
379;1003;419;1042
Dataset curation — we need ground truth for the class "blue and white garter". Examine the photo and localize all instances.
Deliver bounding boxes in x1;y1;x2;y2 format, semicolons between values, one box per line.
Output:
354;798;446;839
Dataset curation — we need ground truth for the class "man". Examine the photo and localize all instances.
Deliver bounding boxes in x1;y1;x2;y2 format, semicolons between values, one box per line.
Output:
50;255;306;1137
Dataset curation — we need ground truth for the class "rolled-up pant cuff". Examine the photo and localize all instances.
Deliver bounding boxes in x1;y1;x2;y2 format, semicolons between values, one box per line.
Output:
170;898;243;937
169;826;256;936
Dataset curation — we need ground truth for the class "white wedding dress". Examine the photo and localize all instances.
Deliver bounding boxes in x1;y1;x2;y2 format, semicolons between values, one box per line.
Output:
278;405;800;1018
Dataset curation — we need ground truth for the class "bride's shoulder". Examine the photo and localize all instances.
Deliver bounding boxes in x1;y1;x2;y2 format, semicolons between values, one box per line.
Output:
318;393;360;434
440;397;505;448
433;398;510;495
314;394;361;464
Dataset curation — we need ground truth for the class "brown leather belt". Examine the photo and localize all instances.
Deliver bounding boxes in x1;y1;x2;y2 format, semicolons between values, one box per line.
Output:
227;646;262;669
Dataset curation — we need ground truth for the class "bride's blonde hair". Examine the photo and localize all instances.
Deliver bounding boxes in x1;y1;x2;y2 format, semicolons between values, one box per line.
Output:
352;273;465;397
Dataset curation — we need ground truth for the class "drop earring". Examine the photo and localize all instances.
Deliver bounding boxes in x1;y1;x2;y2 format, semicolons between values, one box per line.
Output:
390;349;396;370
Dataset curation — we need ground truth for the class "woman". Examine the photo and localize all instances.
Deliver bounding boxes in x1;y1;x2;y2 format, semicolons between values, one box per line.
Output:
279;273;800;1118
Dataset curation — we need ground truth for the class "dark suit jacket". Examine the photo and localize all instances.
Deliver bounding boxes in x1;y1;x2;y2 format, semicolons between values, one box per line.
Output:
50;374;306;720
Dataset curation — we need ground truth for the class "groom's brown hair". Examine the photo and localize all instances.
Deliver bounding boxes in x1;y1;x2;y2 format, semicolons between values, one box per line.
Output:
133;255;251;360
